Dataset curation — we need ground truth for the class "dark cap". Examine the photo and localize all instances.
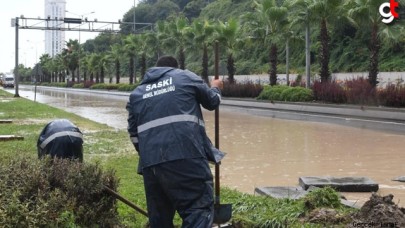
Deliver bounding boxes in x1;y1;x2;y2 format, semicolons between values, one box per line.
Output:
156;55;178;68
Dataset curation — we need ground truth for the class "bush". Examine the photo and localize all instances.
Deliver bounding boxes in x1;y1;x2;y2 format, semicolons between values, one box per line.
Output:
90;83;121;90
281;86;313;102
83;80;95;88
40;82;50;87
72;83;84;88
66;81;75;88
378;84;405;107
50;82;68;87
257;85;286;101
118;83;139;92
0;157;121;227
312;81;346;103
257;85;313;102
222;81;263;98
344;77;377;105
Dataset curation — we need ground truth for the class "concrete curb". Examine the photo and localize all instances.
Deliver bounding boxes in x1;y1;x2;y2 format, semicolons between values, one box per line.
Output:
221;98;405;123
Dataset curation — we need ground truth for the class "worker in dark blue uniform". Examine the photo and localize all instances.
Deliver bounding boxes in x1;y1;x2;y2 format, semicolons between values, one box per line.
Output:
126;56;224;228
37;119;83;162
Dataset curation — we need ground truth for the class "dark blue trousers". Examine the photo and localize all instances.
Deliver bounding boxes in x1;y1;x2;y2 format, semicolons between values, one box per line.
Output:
142;158;214;228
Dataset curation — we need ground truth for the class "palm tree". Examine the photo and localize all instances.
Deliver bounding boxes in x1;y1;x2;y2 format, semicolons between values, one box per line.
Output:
215;18;241;84
346;0;402;87
254;0;288;86
39;54;52;83
48;59;58;83
81;55;91;82
190;19;215;84
87;53;99;83
136;33;152;80
64;39;80;82
53;58;62;82
107;44;123;84
162;16;191;70
307;0;342;83
54;54;65;82
145;21;167;59
124;34;138;84
99;53;109;84
87;54;96;83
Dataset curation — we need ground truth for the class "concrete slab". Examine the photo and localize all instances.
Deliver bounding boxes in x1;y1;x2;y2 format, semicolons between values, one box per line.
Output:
299;176;379;192
392;176;405;182
254;186;308;199
0;119;12;124
0;135;24;141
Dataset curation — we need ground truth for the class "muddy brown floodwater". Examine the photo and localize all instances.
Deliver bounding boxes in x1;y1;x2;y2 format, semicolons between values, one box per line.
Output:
18;86;405;207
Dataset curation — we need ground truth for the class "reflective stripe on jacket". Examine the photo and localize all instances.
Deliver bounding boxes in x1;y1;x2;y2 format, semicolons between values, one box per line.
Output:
126;67;221;171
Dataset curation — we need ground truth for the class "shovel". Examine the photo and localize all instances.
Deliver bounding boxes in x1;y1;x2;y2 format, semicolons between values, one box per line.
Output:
213;41;232;225
103;185;148;218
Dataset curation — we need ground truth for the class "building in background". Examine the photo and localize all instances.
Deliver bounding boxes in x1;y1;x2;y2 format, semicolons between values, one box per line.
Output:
44;0;66;57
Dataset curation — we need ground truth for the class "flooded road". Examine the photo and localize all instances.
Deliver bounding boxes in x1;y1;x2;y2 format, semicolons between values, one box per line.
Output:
18;86;405;206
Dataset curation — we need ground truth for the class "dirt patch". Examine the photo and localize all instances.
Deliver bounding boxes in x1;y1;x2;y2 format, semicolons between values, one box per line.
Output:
306;208;349;224
348;193;405;227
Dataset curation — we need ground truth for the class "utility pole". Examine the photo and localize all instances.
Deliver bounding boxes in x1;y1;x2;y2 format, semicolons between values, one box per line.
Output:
13;17;20;97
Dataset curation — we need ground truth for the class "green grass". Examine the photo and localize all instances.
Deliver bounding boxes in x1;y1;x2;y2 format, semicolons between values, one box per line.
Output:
0;89;356;227
0;89;149;227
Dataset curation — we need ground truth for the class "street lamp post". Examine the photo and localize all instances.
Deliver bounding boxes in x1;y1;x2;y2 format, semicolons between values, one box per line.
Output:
27;39;43;83
26;40;43;67
65;10;95;83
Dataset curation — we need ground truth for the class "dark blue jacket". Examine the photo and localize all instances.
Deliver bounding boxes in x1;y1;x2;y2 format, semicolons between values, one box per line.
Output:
126;67;223;173
37;119;83;161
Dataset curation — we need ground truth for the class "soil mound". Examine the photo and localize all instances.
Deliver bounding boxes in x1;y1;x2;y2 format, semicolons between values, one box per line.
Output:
349;193;405;227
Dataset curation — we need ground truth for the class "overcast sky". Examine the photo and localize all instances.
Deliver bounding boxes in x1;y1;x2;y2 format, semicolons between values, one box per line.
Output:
0;0;136;73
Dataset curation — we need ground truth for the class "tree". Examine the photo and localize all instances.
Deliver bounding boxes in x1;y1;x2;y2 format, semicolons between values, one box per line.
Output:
80;55;91;82
89;53;101;83
83;33;122;53
135;33;152;79
107;44;123;84
150;1;180;22
39;54;52;83
144;21;167;60
214;18;243;83
124;34;138;84
254;0;288;86
64;39;80;82
307;0;342;83
121;3;155;34
54;54;65;82
183;0;208;19
346;0;402;87
190;19;215;84
87;53;108;84
162;16;191;70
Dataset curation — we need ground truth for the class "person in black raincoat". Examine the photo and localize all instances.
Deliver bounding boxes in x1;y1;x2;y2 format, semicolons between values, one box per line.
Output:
126;56;224;228
37;119;83;162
